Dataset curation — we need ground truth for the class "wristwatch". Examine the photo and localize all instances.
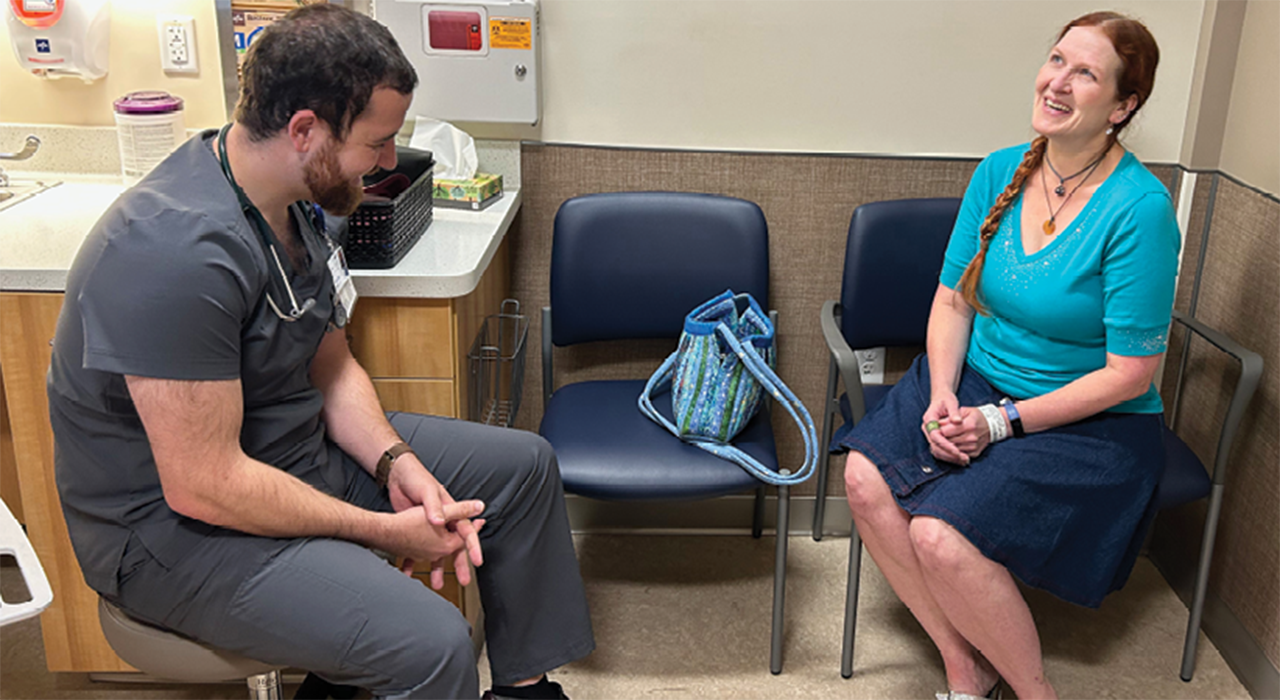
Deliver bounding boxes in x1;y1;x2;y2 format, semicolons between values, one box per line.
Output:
999;397;1026;438
375;441;415;489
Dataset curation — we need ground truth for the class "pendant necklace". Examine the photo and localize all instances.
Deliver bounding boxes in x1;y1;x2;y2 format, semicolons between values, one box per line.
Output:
1041;152;1106;235
1044;150;1107;197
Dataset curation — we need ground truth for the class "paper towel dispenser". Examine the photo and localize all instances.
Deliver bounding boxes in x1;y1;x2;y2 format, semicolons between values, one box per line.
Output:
374;0;540;125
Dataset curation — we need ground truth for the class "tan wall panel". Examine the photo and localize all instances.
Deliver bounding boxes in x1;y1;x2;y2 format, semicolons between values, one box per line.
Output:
1172;174;1218;313
1157;177;1280;668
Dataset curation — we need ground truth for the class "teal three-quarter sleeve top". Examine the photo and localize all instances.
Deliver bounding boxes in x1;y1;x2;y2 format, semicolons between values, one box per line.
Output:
939;144;1181;414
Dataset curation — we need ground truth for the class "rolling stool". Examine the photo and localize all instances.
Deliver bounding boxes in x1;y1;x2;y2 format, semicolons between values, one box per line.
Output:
98;598;285;699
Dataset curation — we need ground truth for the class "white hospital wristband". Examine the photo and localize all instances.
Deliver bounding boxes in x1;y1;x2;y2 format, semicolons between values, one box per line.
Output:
977;403;1009;444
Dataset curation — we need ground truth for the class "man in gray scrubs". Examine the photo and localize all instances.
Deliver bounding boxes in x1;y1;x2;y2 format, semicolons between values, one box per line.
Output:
46;5;592;698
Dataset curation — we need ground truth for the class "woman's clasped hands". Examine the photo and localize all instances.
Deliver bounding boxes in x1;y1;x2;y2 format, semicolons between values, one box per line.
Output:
921;392;994;466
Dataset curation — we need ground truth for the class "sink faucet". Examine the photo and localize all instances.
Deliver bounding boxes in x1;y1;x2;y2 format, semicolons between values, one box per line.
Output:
0;135;42;188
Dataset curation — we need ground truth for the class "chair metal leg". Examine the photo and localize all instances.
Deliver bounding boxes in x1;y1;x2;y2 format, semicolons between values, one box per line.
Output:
841;521;863;679
246;670;282;700
752;486;765;539
1181;483;1225;682
771;480;791;675
813;357;840;541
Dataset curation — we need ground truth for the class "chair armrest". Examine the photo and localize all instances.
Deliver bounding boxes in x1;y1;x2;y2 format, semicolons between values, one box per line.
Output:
1169;309;1264;486
820;300;868;422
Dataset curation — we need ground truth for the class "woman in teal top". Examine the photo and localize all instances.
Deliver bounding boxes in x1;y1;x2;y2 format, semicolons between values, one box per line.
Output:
941;143;1180;414
838;12;1177;700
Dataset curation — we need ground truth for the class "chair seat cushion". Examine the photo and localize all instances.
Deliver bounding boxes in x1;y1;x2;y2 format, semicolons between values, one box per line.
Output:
1155;427;1213;509
540;380;776;500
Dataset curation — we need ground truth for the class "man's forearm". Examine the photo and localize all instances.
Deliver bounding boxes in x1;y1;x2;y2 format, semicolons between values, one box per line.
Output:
312;330;404;476
166;449;383;542
167;451;459;565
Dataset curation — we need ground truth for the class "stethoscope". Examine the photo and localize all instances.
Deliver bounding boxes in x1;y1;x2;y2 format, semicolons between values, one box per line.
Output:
215;123;333;323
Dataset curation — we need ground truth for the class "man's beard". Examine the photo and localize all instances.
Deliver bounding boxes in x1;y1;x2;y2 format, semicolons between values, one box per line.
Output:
304;140;363;217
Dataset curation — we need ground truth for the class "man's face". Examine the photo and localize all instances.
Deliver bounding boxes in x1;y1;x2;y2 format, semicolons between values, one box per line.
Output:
303;86;412;216
304;138;362;216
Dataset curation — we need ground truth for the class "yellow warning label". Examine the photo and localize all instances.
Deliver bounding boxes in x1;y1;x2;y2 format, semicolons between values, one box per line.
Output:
489;17;531;50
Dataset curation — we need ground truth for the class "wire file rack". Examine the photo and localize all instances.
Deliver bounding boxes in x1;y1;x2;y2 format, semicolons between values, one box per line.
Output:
467;299;529;427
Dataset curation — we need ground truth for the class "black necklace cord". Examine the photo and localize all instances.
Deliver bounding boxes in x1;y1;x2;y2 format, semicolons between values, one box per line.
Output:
1040;153;1107;235
1044;147;1109;197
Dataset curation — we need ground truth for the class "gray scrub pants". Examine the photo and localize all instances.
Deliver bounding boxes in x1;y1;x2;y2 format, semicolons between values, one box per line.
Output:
110;414;595;699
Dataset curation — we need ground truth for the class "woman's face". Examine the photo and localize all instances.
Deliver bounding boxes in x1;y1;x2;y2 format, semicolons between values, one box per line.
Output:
1031;26;1136;146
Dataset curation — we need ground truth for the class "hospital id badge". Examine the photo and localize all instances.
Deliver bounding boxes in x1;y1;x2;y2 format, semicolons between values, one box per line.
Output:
327;246;358;327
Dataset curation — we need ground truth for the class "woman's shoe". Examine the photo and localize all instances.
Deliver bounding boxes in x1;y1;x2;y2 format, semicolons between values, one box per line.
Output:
935;679;1002;700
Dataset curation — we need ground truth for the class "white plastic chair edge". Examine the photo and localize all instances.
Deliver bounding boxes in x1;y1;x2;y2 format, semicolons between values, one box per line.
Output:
0;498;53;626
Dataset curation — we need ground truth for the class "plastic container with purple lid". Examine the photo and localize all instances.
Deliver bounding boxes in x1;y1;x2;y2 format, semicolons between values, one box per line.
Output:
113;90;186;186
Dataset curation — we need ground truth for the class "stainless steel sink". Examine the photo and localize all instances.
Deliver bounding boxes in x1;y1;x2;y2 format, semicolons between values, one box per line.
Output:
0;179;62;213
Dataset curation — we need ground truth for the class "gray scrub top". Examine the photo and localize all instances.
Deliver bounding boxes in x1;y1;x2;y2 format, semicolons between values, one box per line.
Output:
47;131;344;596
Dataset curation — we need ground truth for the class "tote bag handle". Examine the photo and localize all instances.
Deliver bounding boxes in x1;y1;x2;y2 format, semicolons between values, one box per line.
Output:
640;323;818;487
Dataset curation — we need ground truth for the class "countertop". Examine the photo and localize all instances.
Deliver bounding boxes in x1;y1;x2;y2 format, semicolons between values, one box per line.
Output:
0;173;520;299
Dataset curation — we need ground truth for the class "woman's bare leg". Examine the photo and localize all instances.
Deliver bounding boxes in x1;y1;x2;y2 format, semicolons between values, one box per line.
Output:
844;452;999;694
910;516;1058;700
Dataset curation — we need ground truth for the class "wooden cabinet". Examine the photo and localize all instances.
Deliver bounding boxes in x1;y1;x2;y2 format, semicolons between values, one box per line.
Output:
0;237;508;672
2;373;24;524
0;292;132;672
346;237;511;423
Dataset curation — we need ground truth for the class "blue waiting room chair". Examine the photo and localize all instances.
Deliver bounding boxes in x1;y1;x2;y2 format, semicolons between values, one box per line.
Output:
816;198;1263;682
539;191;795;673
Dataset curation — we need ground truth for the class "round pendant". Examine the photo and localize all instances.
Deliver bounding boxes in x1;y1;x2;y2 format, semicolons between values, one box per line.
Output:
1054;184;1066;196
1043;219;1056;235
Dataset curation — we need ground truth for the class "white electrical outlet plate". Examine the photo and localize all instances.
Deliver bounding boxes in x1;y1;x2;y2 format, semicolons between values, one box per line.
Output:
157;15;198;74
855;347;885;385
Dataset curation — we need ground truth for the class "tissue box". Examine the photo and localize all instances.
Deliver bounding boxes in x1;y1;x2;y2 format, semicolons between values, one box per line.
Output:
433;173;503;211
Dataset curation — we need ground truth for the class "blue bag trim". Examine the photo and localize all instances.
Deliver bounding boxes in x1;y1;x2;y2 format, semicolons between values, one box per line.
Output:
639;290;818;486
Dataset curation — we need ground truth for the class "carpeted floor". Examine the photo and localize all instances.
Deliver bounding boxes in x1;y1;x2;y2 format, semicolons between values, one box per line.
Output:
2;534;1251;699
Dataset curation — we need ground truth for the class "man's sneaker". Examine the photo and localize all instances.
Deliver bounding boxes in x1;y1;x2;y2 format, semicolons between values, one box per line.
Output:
481;680;568;700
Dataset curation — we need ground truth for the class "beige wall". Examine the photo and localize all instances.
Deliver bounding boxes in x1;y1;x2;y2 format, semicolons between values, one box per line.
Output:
515;0;1204;162
3;1;1210;162
0;0;227;129
1218;0;1279;195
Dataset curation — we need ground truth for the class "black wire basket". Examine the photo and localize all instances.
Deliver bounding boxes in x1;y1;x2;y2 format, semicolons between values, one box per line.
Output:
345;150;434;269
468;299;529;427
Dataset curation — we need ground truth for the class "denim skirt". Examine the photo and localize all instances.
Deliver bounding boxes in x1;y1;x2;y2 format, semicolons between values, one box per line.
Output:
838;354;1164;608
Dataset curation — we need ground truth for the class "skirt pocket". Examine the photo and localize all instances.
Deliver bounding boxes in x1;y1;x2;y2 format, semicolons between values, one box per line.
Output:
881;448;954;499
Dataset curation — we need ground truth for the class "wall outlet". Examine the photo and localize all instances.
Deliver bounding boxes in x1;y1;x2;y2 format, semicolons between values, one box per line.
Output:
158;15;198;74
855;347;885;385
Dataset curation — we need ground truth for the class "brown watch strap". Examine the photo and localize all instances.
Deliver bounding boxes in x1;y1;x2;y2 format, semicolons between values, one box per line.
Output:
375;442;414;489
